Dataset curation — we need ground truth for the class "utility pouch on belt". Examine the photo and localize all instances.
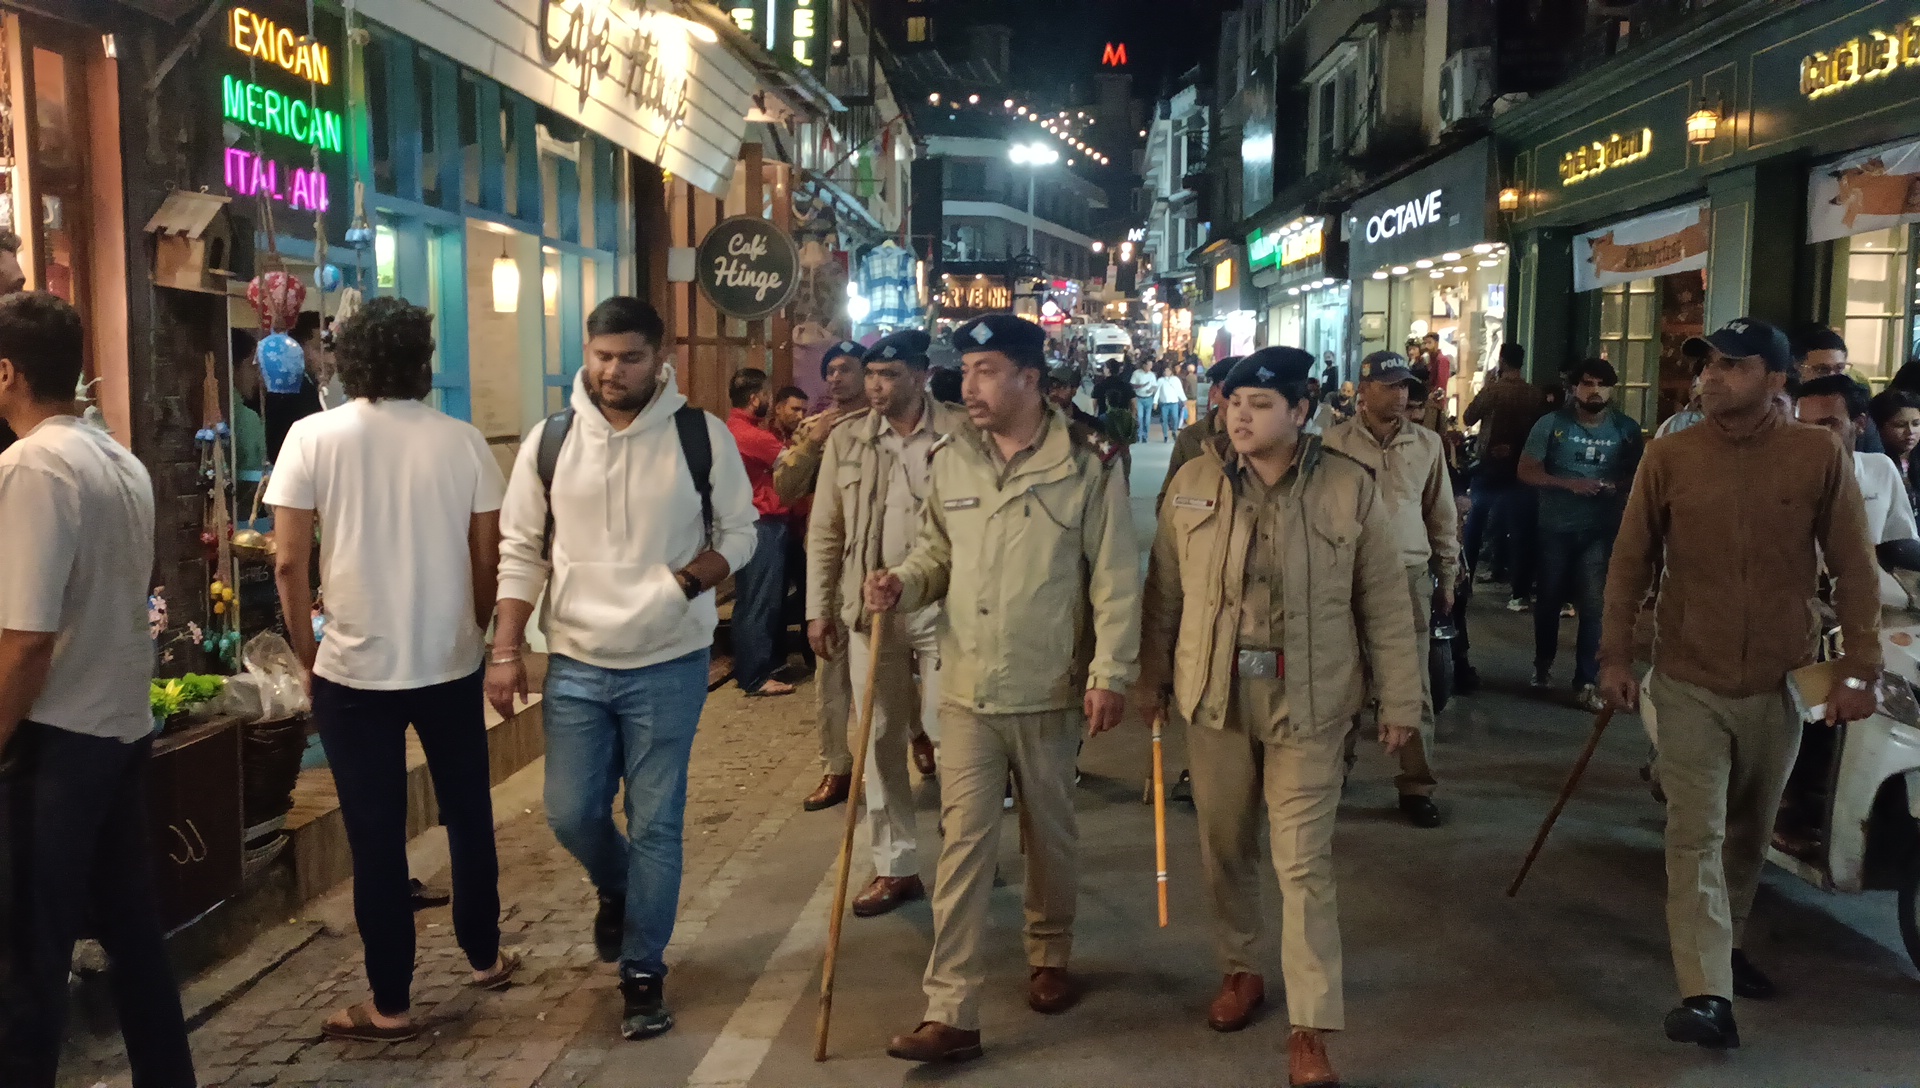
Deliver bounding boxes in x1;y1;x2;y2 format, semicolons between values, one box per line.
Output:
1236;649;1283;679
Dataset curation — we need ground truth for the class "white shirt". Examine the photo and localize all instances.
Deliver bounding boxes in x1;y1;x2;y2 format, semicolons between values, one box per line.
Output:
1155;375;1188;406
0;417;155;740
1129;368;1157;399
266;398;505;690
1854;452;1918;607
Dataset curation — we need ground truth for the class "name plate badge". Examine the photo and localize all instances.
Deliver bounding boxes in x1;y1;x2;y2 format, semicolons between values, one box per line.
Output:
943;497;981;510
1172;496;1216;510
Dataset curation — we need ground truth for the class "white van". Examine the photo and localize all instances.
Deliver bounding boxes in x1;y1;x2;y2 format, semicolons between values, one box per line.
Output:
1085;324;1132;367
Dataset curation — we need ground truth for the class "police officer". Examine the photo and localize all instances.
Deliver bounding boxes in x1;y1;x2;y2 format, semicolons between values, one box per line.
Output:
1322;351;1459;827
1159;356;1239;509
808;331;967;917
1139;347;1422;1088
864;314;1140;1064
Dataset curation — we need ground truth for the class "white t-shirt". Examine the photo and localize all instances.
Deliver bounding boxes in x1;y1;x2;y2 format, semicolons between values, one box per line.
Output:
266;398;505;689
0;416;155;740
1155;375;1188;406
1129;368;1157;399
1854;452;1918;607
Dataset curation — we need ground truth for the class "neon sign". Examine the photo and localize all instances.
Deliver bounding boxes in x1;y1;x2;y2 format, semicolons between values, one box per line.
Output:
228;5;331;85
1102;42;1128;67
224;148;329;211
1559;128;1653;185
791;0;815;65
1802;17;1920;99
222;75;343;153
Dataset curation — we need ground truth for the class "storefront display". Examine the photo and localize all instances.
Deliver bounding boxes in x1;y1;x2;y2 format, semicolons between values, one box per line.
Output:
1248;213;1349;371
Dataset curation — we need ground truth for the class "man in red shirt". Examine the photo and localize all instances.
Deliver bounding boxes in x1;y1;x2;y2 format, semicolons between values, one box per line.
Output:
726;369;796;696
1421;332;1452;399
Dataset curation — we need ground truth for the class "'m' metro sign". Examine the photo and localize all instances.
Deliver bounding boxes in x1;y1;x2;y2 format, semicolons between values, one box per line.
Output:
1102;42;1128;67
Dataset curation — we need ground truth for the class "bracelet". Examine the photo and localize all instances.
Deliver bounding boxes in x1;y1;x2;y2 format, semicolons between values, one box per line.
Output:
488;646;523;665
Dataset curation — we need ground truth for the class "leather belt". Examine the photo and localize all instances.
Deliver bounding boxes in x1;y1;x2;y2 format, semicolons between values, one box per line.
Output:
1234;649;1283;679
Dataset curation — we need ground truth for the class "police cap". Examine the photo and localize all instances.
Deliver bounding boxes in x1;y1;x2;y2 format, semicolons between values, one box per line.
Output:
1219;346;1315;397
1206;356;1241;384
863;329;932;369
821;340;865;378
951;314;1048;370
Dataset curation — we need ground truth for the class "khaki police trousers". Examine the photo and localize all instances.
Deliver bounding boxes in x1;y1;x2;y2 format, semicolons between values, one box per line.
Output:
922;704;1081;1031
1649;671;1801;1000
848;606;943;879
816;641;853;776
1347;567;1438;796
1188;676;1345;1031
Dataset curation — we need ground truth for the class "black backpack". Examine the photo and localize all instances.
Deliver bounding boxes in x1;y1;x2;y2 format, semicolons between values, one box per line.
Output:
535;405;714;561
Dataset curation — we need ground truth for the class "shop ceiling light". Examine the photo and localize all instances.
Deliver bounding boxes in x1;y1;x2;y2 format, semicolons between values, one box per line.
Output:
1686;102;1720;145
1473;243;1494;254
1479;259;1501;268
1288;287;1301;296
1498;187;1522;213
1451;265;1468;273
1372;270;1389;280
491;244;519;314
1415;259;1434;269
1442;252;1461;261
1429;270;1444;279
1391;265;1409;275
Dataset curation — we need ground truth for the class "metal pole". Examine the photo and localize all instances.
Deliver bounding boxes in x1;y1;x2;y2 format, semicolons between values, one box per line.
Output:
1026;168;1036;256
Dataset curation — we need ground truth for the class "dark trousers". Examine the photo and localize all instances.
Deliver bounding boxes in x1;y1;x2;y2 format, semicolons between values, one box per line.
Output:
1450;575;1473;671
0;723;196;1088
312;668;500;1015
1462;477;1537;596
733;518;791;692
1533;529;1612;686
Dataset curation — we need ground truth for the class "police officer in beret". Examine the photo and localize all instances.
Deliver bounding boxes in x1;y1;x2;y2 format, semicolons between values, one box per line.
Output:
1138;347;1422;1088
776;340;876;812
865;313;1141;1063
1160;355;1240;509
807;330;967;918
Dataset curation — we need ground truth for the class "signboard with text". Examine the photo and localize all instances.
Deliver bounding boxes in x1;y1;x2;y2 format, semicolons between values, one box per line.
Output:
940;275;1013;319
1809;135;1920;242
1574;203;1709;292
697;217;800;320
1345;141;1493;273
218;2;347;235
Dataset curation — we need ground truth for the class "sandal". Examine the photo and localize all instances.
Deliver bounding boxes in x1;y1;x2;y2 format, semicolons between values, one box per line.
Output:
321;1001;417;1043
468;947;522;991
745;679;796;697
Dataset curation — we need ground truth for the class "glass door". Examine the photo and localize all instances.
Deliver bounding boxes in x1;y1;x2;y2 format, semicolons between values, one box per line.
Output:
1597;277;1657;426
1833;226;1911;387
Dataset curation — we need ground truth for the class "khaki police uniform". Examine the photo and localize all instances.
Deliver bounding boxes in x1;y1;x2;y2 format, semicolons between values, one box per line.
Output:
809;393;966;877
890;408;1140;1032
777;405;870;777
1322;416;1458;797
1140;435;1422;1031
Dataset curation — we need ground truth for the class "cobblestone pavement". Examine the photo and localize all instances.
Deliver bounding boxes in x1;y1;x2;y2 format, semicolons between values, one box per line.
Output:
58;674;833;1088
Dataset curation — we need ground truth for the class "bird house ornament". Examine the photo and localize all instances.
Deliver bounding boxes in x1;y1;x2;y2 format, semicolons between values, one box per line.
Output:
143;189;234;294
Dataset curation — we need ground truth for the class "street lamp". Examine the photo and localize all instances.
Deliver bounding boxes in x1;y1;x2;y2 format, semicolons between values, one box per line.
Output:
1007;142;1059;256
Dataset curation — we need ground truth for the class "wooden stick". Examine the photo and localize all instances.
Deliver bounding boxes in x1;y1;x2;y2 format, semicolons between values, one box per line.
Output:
1151;712;1169;928
814;612;888;1062
1507;707;1615;898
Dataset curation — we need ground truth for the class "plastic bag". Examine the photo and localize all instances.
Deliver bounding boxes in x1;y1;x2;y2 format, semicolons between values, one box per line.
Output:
242;631;310;720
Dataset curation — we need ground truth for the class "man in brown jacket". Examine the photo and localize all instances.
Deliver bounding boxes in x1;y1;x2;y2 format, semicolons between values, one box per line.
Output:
1599;317;1880;1050
1139;347;1421;1088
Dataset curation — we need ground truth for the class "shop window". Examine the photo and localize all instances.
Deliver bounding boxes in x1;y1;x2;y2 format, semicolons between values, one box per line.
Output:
906;17;928;42
1597;277;1657;425
1834;226;1911;384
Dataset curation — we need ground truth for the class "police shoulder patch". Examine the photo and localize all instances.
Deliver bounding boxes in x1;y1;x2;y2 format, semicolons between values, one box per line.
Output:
1068;420;1122;467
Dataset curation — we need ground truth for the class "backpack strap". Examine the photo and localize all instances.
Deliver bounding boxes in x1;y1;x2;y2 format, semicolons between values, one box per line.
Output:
536;408;574;562
674;405;715;550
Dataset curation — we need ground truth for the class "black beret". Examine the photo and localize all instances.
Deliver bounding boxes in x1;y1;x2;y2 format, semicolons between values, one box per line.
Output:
863;329;933;369
1219;347;1315;396
951;314;1048;368
1206;356;1240;383
821;340;864;378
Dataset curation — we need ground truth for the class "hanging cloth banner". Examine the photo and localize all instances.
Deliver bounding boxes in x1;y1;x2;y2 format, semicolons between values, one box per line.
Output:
1573;202;1709;293
1809;136;1920;243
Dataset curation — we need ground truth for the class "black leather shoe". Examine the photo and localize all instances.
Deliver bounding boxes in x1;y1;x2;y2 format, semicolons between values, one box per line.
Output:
594;892;624;964
1732;949;1775;1000
1398;795;1442;828
1664;995;1738;1049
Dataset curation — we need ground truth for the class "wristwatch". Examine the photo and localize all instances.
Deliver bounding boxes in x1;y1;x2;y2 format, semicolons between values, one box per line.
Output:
674;569;702;599
1841;675;1872;692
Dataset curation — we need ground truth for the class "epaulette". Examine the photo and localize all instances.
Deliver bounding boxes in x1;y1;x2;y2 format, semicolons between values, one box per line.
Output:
1068;419;1123;467
1318;440;1376;480
926;431;958;463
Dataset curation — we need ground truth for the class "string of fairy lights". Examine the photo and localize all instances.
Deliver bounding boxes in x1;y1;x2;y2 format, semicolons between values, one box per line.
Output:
923;91;1115;168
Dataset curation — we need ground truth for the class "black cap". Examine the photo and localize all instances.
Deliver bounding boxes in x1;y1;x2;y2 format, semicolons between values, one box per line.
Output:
1206;356;1240;383
821;340;864;378
951;314;1048;369
1047;364;1079;387
863;329;932;369
1219;346;1314;397
1792;324;1848;358
1359;350;1416;385
1683;317;1793;373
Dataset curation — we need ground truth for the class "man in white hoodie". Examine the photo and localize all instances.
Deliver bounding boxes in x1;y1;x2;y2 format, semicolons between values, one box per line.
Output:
486;297;757;1042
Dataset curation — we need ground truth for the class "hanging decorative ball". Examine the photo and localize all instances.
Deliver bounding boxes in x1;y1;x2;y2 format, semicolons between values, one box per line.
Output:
195;427;215;444
316;263;345;293
213;601;226;616
246;271;307;331
214;421;230;438
203;639;217;653
258;333;306;394
345;225;373;248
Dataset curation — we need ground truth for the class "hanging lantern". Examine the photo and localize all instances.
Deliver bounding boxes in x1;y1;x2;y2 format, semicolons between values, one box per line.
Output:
247;271;307;331
492;243;520;313
257;332;306;393
1686;104;1721;146
1498;187;1522;213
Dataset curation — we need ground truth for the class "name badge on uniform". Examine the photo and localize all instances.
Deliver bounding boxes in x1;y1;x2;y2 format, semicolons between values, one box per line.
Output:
943;497;981;510
1172;496;1216;510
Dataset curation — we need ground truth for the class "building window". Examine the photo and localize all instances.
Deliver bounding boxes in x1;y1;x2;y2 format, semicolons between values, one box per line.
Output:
1306;45;1360;174
1833;226;1911;385
1597;277;1657;425
906;16;928;42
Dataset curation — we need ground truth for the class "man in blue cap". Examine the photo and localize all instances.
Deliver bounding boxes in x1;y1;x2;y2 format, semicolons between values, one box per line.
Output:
1139;347;1420;1087
1600;316;1880;1049
865;313;1140;1063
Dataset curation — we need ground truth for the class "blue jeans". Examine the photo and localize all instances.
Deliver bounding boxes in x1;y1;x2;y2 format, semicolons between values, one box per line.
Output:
732;518;790;692
1158;402;1182;440
1135;401;1151;444
542;650;709;977
1463;478;1537;596
1533;528;1611;686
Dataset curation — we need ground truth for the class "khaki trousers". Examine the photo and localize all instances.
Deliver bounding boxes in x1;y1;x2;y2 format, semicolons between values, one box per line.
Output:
848;606;943;878
922;705;1081;1031
1188;676;1345;1031
1347;567;1438;796
816;641;853;776
1649;671;1800;1000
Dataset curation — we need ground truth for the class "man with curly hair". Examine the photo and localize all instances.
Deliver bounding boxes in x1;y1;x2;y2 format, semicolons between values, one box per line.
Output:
268;296;516;1043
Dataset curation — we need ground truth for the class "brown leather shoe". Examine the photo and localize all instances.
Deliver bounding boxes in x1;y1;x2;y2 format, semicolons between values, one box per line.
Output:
885;1020;982;1063
1207;972;1265;1032
1289;1028;1340;1087
1027;966;1078;1014
803;773;851;812
851;874;925;917
911;733;938;777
